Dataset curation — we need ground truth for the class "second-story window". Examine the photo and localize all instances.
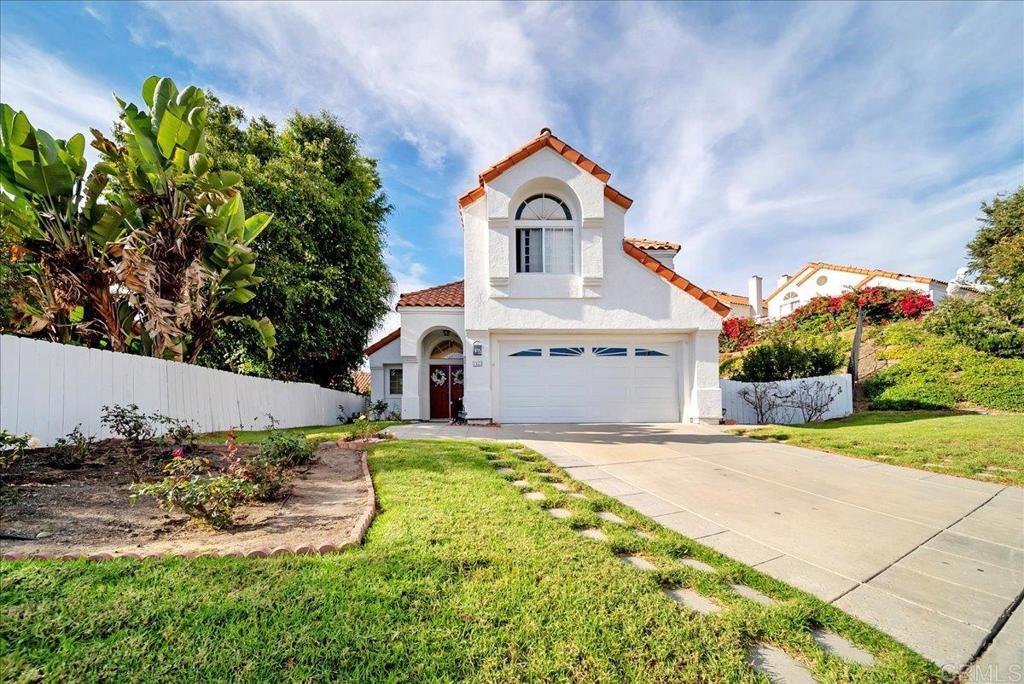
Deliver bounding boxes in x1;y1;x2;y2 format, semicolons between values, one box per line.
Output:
515;194;574;274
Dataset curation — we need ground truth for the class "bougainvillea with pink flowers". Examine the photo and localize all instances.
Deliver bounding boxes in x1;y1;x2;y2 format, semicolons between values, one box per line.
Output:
720;317;759;352
719;286;935;352
788;287;933;329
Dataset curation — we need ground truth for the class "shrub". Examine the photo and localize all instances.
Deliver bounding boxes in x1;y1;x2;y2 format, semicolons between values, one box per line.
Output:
788;287;933;331
1;431;32;471
720;318;758;352
259;431;316;467
49;424;94;468
369;399;389;420
227;451;291;501
734;332;845;382
131;455;252;529
924;297;1024;359
865;321;1024;411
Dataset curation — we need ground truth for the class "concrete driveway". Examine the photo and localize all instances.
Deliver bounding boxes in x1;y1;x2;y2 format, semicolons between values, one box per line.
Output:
388;421;1024;676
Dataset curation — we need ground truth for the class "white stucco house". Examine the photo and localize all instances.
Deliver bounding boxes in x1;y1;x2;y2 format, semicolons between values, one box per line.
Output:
764;262;948;320
366;128;730;424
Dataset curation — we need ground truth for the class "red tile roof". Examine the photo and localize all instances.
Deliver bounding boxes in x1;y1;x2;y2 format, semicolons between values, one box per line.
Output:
396;280;465;308
708;289;768;313
351;371;371;395
708;289;750;306
458;128;633;210
622;240;731;317
766;262;947;302
625;237;681;252
363;328;400;356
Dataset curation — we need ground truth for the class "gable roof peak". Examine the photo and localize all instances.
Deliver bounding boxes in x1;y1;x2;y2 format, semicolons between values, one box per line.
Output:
457;130;633;211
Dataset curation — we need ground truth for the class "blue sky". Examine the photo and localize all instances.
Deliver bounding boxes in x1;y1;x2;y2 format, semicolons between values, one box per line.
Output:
3;1;1022;339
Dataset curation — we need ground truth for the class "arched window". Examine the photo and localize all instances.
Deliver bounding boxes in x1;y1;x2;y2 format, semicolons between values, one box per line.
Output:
430;339;463;360
514;193;574;274
515;193;571;220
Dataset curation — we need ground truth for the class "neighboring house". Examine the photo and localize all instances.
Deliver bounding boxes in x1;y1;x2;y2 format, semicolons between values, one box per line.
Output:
764;262;948;319
709;276;767;320
366;128;729;424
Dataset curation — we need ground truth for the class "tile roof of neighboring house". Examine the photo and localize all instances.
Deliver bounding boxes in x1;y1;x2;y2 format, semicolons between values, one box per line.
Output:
766;262;948;302
457;128;634;210
707;289;769;313
351;371;371;395
363;328;400;356
625;237;681;252
622;240;730;317
396;280;465;308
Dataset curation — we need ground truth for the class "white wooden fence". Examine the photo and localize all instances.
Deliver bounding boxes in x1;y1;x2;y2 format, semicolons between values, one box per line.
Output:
0;335;367;445
720;374;853;425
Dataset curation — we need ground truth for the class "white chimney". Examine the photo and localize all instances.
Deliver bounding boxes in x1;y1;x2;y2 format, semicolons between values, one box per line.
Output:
748;275;763;319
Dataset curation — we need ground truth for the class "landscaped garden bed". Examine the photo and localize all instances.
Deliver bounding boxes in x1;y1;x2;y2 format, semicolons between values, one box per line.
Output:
1;442;373;560
1;438;944;682
0;414;388;559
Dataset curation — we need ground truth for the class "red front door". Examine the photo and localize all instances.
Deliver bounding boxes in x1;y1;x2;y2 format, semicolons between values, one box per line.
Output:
429;365;464;419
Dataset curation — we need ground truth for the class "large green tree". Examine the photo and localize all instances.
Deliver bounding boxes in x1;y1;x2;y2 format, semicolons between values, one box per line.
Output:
968;186;1024;285
198;99;392;388
927;186;1024;358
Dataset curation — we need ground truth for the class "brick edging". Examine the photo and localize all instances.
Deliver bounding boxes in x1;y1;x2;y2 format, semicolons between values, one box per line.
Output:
0;450;377;563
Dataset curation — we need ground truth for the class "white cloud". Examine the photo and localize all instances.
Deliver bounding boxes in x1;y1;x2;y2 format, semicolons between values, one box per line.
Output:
138;1;559;175
0;38;118;144
131;0;1022;298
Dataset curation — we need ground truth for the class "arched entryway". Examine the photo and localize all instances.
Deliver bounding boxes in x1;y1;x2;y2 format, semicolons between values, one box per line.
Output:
424;331;464;420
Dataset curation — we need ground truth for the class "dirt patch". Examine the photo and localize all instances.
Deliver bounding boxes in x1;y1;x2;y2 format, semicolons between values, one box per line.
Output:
1;443;372;559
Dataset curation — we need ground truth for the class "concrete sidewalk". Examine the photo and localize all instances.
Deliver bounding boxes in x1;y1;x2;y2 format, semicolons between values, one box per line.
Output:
388;421;1024;676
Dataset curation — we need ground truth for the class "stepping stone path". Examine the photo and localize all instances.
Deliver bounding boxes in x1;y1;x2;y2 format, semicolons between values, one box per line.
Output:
551;482;571;492
679;557;716;573
524;491;545;501
546;508;572;519
663;587;720;614
598;511;626;524
578;528;608;541
634;530;655;540
617;554;657;570
729;583;776;606
811;630;875;666
747;644;816;684
568;492;587;499
511;480;530;488
495;467;516;475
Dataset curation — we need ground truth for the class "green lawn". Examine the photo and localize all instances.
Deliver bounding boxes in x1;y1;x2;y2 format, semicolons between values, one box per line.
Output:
1;439;942;682
732;411;1024;485
198;420;401;446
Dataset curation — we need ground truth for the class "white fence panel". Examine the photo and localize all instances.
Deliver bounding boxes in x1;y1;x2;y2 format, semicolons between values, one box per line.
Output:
0;335;368;445
720;373;853;425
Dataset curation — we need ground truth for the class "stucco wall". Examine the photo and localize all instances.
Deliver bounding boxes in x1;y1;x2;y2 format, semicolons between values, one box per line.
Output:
367;335;402;416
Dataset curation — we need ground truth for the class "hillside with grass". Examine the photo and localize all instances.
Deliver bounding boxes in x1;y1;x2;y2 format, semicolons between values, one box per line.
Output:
863;321;1024;412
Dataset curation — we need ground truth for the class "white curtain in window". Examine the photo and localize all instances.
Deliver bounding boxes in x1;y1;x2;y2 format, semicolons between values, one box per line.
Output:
518;228;543;272
543;227;573;274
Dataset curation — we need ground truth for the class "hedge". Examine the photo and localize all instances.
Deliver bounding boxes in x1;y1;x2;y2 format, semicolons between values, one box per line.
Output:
865;322;1024;412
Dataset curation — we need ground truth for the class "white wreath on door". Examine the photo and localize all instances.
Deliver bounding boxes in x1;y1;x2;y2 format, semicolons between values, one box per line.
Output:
431;369;447;387
452;369;464;386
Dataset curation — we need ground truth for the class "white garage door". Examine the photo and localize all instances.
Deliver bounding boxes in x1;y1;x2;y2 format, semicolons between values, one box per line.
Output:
499;341;681;423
